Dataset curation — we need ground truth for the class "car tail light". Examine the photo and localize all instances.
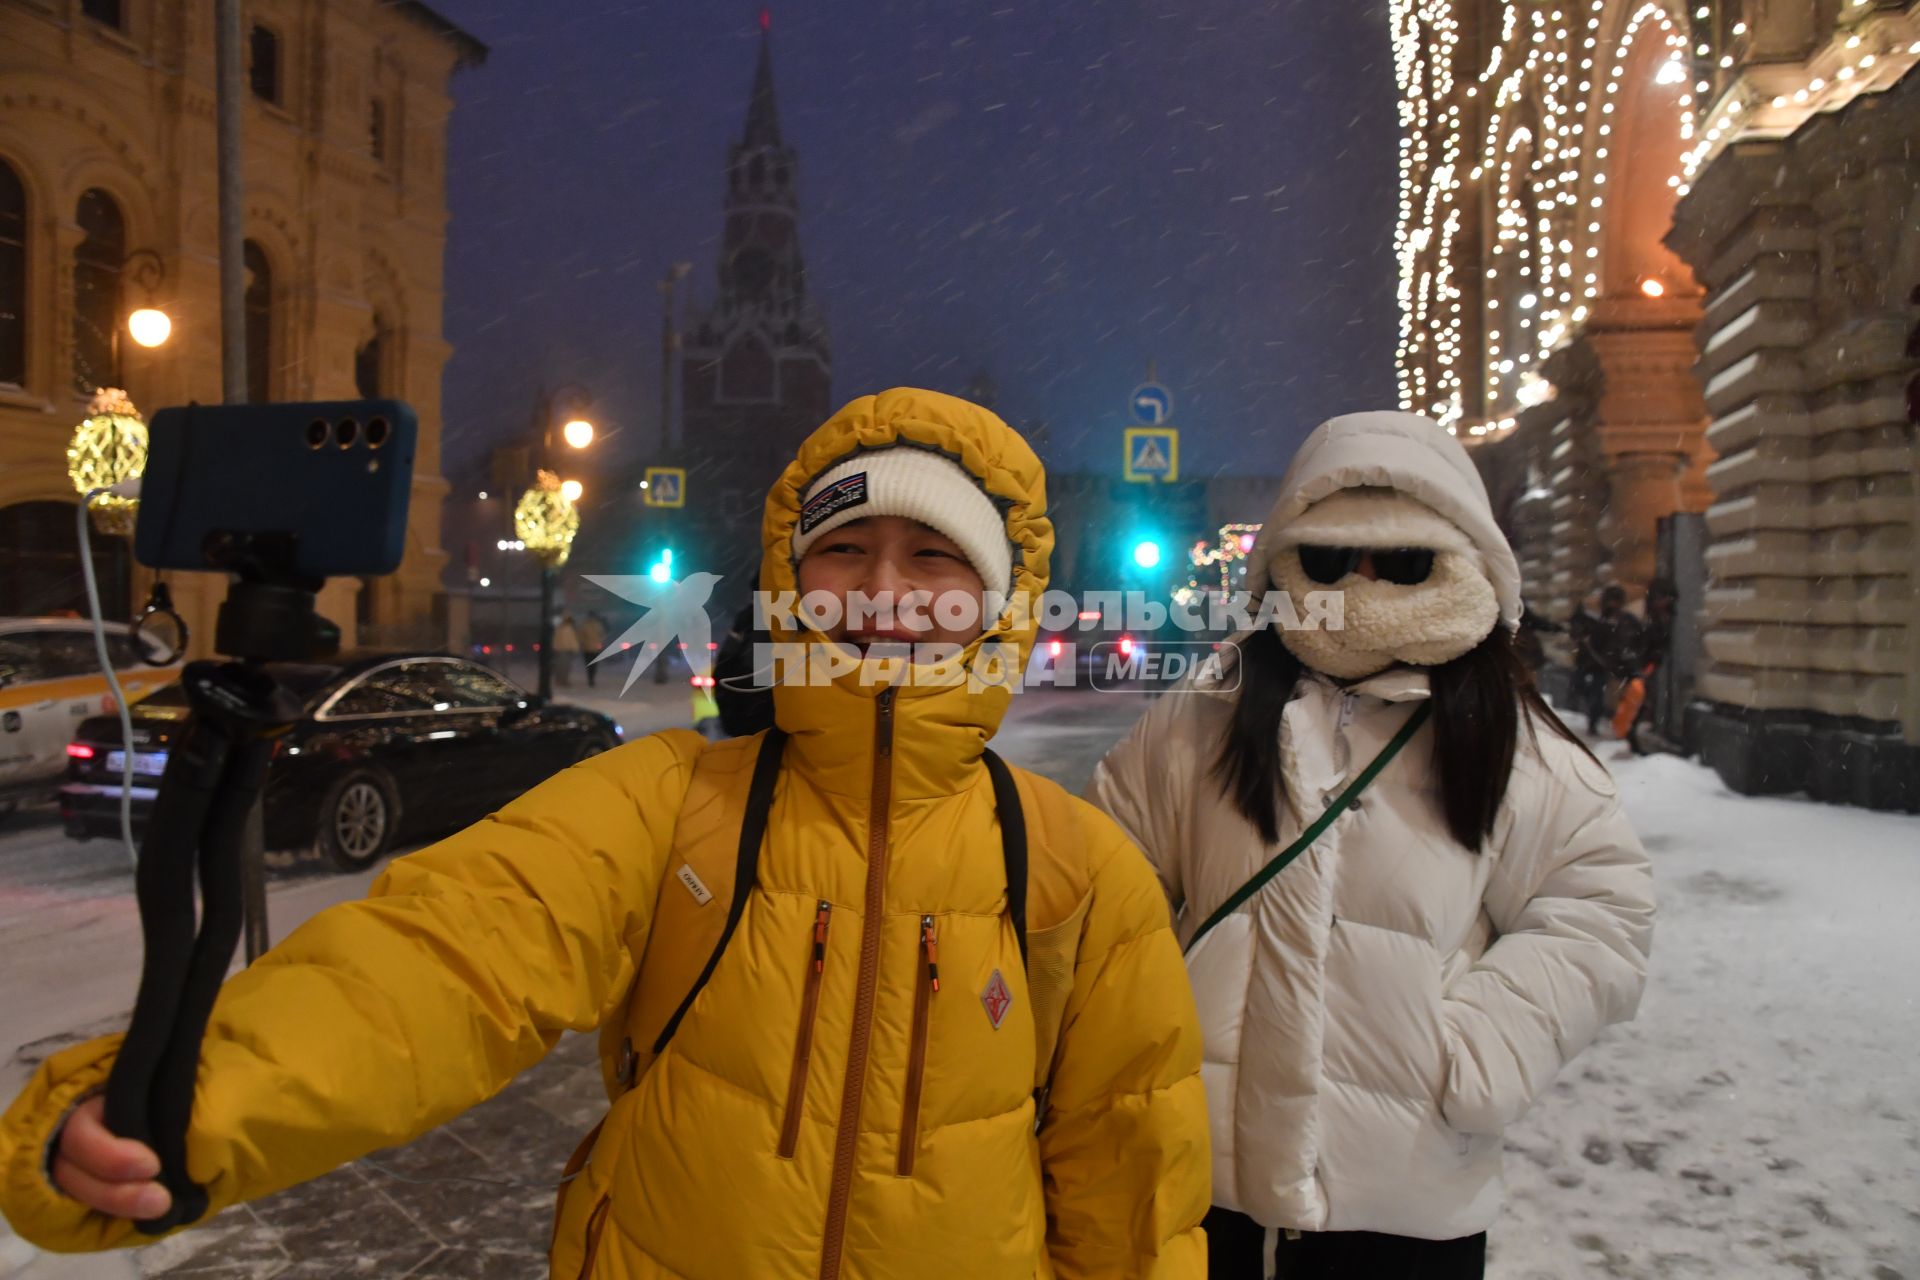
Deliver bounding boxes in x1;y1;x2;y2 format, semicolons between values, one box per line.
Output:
1048;639;1063;658
67;743;95;760
481;644;492;655
1118;635;1135;657
504;643;515;652
1076;610;1101;623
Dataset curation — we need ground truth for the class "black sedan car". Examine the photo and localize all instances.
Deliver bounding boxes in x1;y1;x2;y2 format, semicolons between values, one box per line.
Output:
61;651;622;870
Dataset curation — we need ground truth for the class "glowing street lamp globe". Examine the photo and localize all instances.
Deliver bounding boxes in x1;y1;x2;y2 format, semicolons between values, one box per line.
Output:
562;418;595;450
560;478;584;503
127;307;173;348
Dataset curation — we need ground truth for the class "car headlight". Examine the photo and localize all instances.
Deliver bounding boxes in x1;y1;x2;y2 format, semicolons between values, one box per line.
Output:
613;723;625;739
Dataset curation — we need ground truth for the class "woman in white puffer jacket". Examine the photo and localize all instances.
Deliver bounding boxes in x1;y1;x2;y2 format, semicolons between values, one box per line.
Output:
1088;412;1654;1279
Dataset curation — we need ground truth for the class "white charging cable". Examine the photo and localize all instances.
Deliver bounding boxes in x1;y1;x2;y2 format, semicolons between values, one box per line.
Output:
78;483;143;870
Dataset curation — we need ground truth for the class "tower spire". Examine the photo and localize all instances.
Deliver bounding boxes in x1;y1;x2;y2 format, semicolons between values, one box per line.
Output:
744;11;781;148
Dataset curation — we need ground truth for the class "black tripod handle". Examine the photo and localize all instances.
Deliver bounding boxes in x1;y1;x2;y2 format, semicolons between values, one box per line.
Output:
101;681;272;1234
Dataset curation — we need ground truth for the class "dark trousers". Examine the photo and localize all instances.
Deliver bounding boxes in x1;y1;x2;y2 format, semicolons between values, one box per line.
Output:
1204;1206;1487;1280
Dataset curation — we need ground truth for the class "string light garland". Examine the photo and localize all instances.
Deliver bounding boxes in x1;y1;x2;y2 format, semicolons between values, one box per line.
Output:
514;470;580;569
1393;1;1696;438
1396;2;1920;441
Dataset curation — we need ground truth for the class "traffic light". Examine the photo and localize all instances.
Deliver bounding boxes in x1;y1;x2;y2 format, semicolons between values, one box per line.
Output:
1132;538;1163;569
647;546;674;584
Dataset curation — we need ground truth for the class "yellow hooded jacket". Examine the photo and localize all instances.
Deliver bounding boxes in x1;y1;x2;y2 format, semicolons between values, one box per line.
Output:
0;389;1209;1279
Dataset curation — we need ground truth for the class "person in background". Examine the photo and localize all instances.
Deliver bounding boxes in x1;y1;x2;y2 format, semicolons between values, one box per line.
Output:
1572;585;1640;736
580;612;608;688
1514;604;1562;677
1623;578;1677;755
552;612;580;688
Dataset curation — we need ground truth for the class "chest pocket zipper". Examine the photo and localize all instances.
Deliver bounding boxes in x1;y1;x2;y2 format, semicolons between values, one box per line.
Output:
778;900;832;1159
897;913;939;1176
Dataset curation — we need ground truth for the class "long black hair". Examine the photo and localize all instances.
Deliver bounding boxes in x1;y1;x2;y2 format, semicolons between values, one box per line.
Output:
1213;624;1598;849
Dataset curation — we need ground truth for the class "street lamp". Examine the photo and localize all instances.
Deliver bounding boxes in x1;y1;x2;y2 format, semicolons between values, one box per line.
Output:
523;386;597;700
122;249;172;349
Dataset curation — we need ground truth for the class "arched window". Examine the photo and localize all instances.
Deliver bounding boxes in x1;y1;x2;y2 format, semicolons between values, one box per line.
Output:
0;159;24;386
250;25;282;105
355;315;387;398
244;240;272;403
72;189;125;394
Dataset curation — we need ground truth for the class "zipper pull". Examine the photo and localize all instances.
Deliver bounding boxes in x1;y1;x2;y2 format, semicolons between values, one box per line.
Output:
812;900;832;972
876;687;896;757
920;914;939;992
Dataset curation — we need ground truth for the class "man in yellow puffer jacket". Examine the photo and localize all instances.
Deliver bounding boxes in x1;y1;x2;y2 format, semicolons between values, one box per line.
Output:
0;388;1210;1278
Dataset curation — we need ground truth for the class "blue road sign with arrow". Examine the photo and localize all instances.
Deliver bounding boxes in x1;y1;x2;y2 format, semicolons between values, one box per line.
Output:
1131;382;1173;426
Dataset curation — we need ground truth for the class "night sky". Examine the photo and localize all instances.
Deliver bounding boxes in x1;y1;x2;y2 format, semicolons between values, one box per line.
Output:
432;0;1403;486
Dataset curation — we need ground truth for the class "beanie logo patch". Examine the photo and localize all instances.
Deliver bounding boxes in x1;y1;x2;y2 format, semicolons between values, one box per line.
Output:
799;472;868;534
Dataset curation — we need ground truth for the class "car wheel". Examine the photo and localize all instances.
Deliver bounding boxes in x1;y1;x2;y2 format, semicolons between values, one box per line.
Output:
318;770;398;872
574;734;615;764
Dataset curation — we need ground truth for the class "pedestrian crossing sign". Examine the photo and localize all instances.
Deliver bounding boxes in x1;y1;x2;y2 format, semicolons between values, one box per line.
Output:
1123;428;1179;483
644;467;685;508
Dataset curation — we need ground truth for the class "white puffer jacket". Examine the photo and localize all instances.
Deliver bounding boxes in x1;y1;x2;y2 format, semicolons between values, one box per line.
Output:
1087;413;1654;1241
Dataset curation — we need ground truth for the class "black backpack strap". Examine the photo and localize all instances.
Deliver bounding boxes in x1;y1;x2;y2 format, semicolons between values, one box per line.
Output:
981;748;1028;973
651;727;787;1054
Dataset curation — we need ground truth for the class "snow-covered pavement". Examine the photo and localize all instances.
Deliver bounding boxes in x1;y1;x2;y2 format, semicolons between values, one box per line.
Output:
1;692;1916;1277
1495;745;1920;1279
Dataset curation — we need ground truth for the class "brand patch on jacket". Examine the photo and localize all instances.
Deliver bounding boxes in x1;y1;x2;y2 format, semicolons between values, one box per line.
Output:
799;472;868;533
980;969;1013;1029
675;863;714;906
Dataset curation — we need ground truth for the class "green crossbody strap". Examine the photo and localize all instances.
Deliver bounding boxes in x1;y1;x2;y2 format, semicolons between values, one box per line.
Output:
1183;700;1432;956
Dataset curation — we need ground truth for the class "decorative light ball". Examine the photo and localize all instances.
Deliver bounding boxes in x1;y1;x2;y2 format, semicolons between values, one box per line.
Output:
560;478;584;503
127;307;172;348
514;470;580;568
68;388;147;537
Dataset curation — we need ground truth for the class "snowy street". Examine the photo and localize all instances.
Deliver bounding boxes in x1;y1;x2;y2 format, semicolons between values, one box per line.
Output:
2;690;1916;1278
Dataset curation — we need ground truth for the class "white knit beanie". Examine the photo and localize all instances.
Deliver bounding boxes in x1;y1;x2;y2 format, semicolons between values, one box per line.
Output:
790;446;1013;598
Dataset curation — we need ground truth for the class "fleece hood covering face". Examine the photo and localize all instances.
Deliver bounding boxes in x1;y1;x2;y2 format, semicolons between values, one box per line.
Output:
1250;411;1523;627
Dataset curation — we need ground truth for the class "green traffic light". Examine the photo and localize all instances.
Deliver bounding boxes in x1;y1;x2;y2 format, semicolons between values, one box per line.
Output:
648;547;674;583
1132;540;1162;569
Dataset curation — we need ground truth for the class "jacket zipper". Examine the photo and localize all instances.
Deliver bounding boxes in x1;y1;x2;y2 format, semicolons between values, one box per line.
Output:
897;913;939;1176
778;899;833;1158
818;686;896;1280
577;1194;612;1280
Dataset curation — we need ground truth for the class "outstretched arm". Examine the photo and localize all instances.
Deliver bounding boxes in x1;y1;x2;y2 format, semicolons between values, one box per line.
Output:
0;730;704;1252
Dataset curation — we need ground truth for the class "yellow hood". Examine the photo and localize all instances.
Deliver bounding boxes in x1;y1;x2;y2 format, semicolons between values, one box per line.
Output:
759;388;1053;798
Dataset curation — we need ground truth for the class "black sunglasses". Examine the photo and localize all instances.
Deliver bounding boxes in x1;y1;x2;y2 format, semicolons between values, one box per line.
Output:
1296;544;1436;587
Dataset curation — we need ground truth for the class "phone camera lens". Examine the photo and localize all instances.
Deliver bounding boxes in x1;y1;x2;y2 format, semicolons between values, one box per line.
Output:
335;418;360;449
306;419;330;449
365;416;390;449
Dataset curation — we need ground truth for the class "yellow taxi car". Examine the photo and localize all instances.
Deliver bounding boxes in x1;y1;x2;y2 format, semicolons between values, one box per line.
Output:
0;617;183;821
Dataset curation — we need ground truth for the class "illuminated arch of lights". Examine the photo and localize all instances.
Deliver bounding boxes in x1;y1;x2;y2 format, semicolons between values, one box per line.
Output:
1390;2;1695;438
